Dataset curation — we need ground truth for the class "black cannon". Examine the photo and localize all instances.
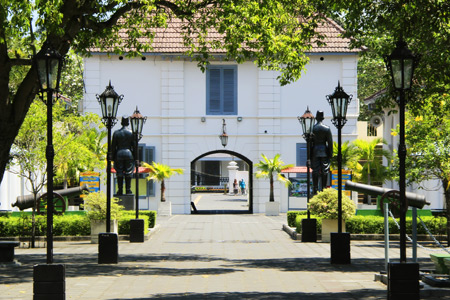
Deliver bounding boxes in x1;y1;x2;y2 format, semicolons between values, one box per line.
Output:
344;181;430;209
12;184;90;211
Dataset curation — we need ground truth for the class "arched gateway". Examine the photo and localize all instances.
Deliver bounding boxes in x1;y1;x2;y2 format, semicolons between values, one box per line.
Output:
190;150;253;214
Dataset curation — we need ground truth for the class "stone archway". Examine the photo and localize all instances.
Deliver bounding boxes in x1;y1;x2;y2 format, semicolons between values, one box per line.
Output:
191;150;253;214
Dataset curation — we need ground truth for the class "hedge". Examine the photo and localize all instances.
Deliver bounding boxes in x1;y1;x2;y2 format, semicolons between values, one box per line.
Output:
290;212;447;235
0;210;157;237
118;214;150;235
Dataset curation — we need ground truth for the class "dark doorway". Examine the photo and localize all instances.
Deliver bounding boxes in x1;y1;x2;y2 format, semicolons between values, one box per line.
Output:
191;150;253;214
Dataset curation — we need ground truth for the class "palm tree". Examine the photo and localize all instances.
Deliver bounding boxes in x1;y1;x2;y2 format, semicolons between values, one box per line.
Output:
255;154;293;202
331;141;359;170
352;138;391;186
143;162;184;202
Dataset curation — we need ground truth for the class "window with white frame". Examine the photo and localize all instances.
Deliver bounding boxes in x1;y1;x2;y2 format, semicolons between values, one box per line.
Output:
206;65;237;115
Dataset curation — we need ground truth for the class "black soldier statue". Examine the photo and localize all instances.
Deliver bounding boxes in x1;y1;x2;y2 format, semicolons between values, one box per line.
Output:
111;116;135;195
311;111;333;195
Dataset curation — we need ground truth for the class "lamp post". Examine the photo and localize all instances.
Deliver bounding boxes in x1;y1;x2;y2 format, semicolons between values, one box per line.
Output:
326;81;352;264
298;108;317;242
96;81;123;233
219;119;228;147
33;44;65;299
96;82;123;264
385;40;418;263
34;45;63;264
385;40;420;299
129;107;147;243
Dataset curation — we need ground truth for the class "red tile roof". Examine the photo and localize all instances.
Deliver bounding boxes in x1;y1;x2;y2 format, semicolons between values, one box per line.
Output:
281;166;312;173
94;16;358;54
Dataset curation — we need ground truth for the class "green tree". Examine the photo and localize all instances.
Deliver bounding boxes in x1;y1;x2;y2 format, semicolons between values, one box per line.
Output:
316;0;450;111
255;154;292;202
314;0;450;239
143;162;184;202
52;105;106;188
7;100;105;245
392;97;450;244
7;101;47;247
0;0;328;185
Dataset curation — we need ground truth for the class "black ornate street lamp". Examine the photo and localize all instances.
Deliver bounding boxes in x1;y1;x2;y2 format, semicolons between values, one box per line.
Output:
96;81;123;263
385;40;418;264
385;40;420;299
96;81;123;233
35;45;63;264
326;81;352;264
298;107;317;242
129;107;147;243
219;119;228;147
33;45;65;300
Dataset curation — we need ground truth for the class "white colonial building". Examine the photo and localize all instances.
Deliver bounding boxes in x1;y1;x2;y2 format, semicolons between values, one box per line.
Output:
80;18;359;215
0;18;360;214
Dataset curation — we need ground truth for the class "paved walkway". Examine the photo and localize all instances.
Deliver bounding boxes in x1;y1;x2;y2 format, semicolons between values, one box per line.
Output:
191;192;249;213
1;213;449;299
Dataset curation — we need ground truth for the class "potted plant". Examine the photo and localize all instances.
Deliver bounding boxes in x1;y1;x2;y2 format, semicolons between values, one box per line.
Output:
255;153;292;216
81;191;123;243
308;188;356;242
143;161;184;216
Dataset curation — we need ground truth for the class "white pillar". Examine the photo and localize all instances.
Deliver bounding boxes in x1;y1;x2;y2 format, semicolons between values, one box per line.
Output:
227;161;239;195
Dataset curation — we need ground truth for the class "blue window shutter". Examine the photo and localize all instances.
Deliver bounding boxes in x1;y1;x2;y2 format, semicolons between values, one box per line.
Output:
296;143;307;167
143;146;155;196
209;69;221;113
206;66;237;115
223;68;235;113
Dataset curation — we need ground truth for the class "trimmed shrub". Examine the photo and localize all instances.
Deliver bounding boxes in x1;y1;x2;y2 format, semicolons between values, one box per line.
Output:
295;214;322;234
308;188;356;220
0;210;156;237
118;214;150;235
287;211;307;227
53;215;90;236
295;214;448;235
81;191;123;221
121;211;156;228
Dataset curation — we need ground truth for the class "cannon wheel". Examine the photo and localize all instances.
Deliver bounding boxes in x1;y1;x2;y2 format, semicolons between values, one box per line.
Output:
36;192;66;214
380;190;405;218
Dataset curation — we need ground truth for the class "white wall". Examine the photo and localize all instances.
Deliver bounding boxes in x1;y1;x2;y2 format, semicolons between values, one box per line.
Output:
0;171;24;211
82;53;359;214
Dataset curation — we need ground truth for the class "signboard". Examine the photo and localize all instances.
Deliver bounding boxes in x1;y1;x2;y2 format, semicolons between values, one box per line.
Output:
80;171;100;196
289;178;312;197
331;170;352;197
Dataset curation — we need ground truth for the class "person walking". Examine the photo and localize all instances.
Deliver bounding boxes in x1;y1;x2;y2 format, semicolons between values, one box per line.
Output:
239;179;246;195
233;179;239;195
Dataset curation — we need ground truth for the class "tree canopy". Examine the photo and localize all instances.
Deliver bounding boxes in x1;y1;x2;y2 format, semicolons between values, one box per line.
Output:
0;0;335;185
8;99;106;194
317;0;450;110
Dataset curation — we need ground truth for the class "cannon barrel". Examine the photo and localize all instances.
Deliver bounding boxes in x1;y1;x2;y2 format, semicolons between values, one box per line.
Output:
12;184;90;210
345;181;430;209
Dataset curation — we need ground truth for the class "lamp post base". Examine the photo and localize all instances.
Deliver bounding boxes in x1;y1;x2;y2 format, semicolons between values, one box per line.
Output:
330;232;351;264
98;233;118;264
130;219;145;243
388;262;420;300
33;264;65;300
301;218;317;242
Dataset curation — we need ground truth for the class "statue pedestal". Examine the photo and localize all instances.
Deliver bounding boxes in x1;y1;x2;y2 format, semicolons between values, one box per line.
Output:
115;194;135;211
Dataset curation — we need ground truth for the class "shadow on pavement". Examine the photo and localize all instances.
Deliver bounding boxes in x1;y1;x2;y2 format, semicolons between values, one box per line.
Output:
4;251;423;285
110;290;387;299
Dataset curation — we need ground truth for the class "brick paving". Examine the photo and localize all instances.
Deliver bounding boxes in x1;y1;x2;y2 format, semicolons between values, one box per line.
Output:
1;210;450;299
